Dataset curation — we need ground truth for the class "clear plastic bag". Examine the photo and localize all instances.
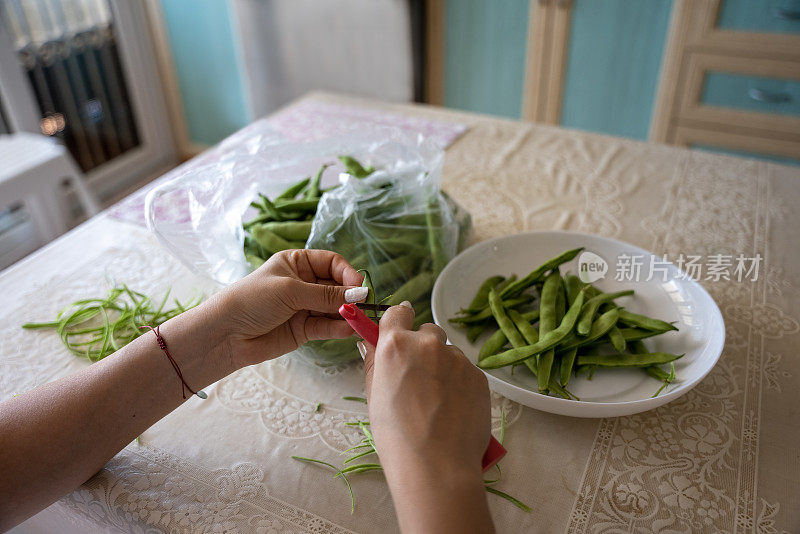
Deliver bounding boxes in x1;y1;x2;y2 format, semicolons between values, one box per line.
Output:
146;126;470;365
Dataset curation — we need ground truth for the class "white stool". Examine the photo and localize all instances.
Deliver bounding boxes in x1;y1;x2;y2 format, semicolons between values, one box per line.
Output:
0;132;99;243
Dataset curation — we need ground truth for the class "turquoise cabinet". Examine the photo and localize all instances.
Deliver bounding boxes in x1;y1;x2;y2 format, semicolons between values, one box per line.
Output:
702;72;800;117
443;0;672;140
560;0;672;140
717;0;800;35
444;0;530;119
440;0;799;163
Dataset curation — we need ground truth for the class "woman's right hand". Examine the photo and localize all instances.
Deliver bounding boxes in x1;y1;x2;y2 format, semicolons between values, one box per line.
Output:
359;302;496;534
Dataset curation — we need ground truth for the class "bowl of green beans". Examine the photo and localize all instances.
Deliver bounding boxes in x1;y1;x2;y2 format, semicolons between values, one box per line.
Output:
432;231;725;418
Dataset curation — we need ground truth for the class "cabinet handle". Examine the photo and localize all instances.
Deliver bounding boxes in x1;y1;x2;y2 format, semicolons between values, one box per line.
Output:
748;88;792;104
771;8;800;20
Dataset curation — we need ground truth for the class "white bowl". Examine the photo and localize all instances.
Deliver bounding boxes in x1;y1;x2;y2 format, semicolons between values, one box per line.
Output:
431;231;724;418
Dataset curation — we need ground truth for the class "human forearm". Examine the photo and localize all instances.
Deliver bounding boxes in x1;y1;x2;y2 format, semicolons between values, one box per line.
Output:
0;250;362;530
0;296;231;529
384;452;495;534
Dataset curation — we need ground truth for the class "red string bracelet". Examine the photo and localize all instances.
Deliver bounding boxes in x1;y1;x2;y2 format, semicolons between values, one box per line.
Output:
139;325;207;400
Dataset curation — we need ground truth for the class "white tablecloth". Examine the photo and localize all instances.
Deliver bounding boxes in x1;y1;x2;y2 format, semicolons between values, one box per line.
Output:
3;92;799;533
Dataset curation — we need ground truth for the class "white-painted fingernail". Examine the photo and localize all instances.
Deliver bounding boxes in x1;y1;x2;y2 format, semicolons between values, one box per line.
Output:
345;286;369;303
399;300;413;311
356;341;366;360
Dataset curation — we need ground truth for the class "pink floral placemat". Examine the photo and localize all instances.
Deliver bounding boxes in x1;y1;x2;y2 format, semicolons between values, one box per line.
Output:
108;100;467;226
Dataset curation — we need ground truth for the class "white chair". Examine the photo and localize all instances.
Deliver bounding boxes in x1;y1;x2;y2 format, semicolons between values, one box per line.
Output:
0;132;99;243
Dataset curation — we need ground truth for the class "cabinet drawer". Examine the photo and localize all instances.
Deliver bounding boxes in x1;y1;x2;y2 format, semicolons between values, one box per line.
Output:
702;72;800;117
717;0;800;35
674;125;800;164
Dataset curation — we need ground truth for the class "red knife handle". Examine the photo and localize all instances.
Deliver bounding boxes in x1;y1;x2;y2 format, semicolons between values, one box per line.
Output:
339;303;379;346
482;436;506;472
338;303;505;471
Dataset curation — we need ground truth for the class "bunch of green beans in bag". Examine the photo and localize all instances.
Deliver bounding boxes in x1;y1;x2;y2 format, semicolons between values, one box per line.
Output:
296;157;471;366
450;248;681;399
242;158;355;269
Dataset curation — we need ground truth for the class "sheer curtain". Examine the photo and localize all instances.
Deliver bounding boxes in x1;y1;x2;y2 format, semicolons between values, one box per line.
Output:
230;0;414;119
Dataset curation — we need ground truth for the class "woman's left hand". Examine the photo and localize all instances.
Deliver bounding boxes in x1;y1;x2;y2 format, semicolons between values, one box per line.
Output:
209;249;366;371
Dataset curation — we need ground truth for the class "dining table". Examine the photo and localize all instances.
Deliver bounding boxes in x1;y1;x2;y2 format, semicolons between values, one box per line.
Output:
3;91;799;534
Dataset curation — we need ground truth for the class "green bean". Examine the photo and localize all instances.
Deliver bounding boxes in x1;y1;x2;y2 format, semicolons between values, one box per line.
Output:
257;193;286;221
557;308;620;351
644;365;671;381
576;352;683;368
479;290;585;370
478;329;508;361
477;310;538;361
583;284;601;299
618;309;678;332
500;247;583;300
538;272;561;334
495;274;517;292
519;360;579;400
243;212;274;228
565;274;584;305
305;163;332;199
276;177;311;200
250;226;296;254
245;253;265;270
488;290;526;348
450;295;534;325
357;269;376;318
537;272;561;392
347;251;371;270
507;309;538;345
253;221;313;241
426;199;448;275
467;323;488;342
576;290;634;336
385;272;435;305
468;275;505;310
555;280;566;322
508;308;546;381
608;325;627;353
458;275;516;315
392;213;429;226
274;198;319;213
369;254;419;287
338;155;375;178
559;347;578;386
618;327;665;342
373;238;431;258
646;362;676;397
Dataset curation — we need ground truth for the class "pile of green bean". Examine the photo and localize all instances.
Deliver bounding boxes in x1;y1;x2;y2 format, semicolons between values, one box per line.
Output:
450;248;681;399
243;156;375;270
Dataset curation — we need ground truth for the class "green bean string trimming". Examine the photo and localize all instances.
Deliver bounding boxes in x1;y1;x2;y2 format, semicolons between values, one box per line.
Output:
292;397;531;514
22;285;201;361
